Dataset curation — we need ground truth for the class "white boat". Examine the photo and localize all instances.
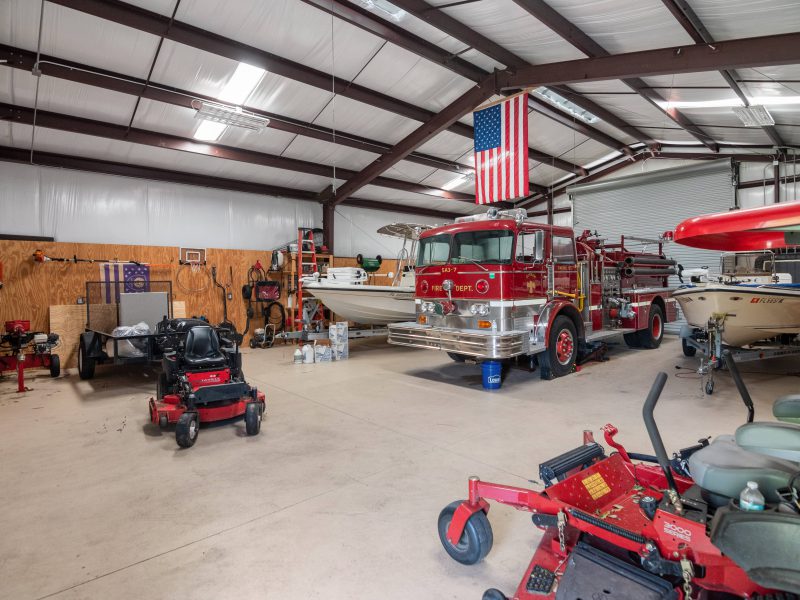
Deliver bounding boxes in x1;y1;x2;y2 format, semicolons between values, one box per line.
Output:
302;223;434;325
674;251;800;346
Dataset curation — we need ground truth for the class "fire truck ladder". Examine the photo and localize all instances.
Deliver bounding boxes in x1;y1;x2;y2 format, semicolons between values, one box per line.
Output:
294;228;319;333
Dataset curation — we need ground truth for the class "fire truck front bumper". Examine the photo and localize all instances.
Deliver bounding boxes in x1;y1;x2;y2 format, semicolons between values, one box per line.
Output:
387;322;532;359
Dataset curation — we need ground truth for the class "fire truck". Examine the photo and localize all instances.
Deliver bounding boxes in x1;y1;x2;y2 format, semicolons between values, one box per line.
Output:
388;208;678;381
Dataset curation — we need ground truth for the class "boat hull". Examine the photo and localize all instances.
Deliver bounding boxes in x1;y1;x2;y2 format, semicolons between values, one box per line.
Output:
303;284;415;325
674;283;800;346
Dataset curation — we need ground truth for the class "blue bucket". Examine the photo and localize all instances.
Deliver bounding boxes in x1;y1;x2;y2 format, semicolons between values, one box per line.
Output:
481;361;502;390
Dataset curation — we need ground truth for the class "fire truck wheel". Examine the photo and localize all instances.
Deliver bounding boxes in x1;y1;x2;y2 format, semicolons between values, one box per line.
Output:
482;590;507;600
637;305;665;349
447;352;467;363
245;402;262;436
623;332;640;348
176;412;199;448
78;338;96;380
682;338;697;357
438;501;493;565
49;354;60;378
541;316;577;378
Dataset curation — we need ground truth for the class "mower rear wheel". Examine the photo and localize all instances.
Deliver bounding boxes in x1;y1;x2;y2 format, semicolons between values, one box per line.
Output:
681;338;697;357
438;500;493;565
78;338;95;380
176;412;199;448
482;590;507;600
245;402;262;436
49;354;60;378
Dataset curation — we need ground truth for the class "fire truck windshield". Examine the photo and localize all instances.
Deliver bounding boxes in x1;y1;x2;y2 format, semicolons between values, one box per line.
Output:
417;230;514;266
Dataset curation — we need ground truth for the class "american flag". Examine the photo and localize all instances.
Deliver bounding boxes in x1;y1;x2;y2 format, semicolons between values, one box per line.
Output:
473;94;529;204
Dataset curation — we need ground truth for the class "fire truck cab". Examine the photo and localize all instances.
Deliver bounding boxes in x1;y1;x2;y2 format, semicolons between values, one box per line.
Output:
388;208;678;379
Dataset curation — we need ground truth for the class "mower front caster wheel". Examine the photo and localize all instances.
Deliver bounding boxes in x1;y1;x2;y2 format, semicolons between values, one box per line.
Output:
705;380;714;395
245;402;263;435
176;412;199;448
438;500;493;565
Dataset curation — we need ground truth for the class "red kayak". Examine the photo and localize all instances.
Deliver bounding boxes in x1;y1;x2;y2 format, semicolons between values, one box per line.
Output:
674;201;800;251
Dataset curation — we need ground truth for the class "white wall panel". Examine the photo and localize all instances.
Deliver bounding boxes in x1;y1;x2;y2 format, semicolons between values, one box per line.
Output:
0;162;320;251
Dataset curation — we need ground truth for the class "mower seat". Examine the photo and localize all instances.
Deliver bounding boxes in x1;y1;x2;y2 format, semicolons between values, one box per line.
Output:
774;394;800;424
735;421;800;462
688;435;798;506
183;326;227;369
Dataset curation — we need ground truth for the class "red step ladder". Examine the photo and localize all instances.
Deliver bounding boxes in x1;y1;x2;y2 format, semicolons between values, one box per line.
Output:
294;228;318;332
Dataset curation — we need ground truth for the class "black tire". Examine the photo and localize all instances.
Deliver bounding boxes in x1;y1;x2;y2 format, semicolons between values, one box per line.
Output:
78;338;96;380
245;402;262;436
705;380;714;395
437;500;493;565
249;338;257;349
482;590;507;600
447;352;467;363
356;253;363;265
49;354;60;378
540;316;578;379
176;412;199;448
682;338;697;357
623;332;640;348
376;255;382;265
157;371;168;400
637;304;665;349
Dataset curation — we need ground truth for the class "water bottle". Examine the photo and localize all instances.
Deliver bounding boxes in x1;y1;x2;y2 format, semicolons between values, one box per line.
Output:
739;481;765;511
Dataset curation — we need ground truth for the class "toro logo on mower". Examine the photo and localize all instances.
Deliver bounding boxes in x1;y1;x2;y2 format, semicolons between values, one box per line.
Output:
663;521;692;542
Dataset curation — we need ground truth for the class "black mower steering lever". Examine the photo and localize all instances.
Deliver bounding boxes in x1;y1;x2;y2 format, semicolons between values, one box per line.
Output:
642;372;684;513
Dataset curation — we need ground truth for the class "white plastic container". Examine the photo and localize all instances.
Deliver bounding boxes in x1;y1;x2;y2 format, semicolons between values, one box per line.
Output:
293;348;303;364
739;481;765;511
302;344;315;364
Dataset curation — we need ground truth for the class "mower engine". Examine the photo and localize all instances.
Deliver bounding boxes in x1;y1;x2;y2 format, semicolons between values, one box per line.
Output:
0;320;61;391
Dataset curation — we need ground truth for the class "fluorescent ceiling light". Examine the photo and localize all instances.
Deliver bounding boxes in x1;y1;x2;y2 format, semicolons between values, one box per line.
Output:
194;101;270;131
359;0;405;21
442;172;474;191
194;120;227;141
657;96;800;110
733;105;775;127
533;87;599;123
218;63;266;105
583;150;622;170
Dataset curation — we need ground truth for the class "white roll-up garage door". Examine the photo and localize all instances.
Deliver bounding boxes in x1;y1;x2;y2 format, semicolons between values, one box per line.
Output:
569;160;736;333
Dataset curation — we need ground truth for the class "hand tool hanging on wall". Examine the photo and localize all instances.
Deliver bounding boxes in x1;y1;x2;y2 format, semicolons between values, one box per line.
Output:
211;265;240;343
32;249;171;268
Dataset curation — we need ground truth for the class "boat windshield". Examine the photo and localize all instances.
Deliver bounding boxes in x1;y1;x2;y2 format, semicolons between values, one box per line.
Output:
417;230;514;266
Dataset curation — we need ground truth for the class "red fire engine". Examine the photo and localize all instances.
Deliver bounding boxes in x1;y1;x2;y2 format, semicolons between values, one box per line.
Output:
388;208;678;381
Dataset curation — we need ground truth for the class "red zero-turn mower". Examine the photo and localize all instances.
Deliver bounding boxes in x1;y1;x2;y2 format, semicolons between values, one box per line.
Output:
0;320;60;392
438;362;800;599
149;319;265;448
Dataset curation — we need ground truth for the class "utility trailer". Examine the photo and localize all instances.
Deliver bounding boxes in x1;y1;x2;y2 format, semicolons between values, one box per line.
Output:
389;208;678;386
77;281;173;380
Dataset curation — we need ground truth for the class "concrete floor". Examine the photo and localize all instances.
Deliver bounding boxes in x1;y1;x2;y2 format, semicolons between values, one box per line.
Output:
1;337;797;600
